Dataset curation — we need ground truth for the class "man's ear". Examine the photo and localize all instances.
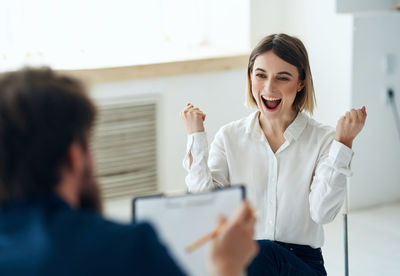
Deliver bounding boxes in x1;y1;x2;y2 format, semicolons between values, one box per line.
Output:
63;141;85;176
56;141;86;208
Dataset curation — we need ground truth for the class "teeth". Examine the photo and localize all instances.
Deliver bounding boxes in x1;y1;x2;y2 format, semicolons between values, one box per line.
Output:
262;96;281;101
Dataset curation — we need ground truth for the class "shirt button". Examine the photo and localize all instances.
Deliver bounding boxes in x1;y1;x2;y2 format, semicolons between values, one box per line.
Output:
269;220;273;224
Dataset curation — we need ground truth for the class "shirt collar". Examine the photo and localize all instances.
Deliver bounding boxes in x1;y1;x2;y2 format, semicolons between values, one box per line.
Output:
245;111;308;142
283;112;308;141
245;111;261;138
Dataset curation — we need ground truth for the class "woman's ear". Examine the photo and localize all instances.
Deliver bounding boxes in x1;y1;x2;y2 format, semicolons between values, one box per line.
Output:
297;80;305;92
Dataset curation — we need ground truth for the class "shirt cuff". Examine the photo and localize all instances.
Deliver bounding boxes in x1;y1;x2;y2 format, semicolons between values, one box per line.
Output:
329;140;354;176
189;132;208;155
183;132;208;171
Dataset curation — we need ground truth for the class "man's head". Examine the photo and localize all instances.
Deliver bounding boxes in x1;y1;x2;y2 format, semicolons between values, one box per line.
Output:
0;67;101;212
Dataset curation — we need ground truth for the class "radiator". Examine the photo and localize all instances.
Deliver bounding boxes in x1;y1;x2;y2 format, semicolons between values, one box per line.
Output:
92;96;158;199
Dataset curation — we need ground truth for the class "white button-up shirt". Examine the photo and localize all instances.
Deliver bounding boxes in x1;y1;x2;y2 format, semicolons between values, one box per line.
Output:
183;111;353;248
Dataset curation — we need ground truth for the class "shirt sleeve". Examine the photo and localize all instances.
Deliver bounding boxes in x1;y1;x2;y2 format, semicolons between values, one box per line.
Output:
309;139;354;225
183;130;230;192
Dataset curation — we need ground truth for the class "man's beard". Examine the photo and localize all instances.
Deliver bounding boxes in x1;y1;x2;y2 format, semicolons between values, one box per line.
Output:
78;162;103;214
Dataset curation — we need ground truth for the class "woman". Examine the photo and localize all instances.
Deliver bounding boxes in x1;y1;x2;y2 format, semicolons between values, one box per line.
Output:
180;33;366;275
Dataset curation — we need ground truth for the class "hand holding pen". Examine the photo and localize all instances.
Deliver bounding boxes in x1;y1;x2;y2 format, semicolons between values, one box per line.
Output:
204;201;259;276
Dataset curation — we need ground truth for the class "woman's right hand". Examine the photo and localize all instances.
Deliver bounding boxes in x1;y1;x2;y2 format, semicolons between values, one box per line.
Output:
180;103;206;134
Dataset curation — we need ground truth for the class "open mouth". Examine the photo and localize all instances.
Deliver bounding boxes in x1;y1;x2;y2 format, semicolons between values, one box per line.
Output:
261;95;282;111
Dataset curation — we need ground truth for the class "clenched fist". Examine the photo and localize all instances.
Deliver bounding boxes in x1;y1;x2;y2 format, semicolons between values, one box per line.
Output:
335;106;367;148
181;103;206;134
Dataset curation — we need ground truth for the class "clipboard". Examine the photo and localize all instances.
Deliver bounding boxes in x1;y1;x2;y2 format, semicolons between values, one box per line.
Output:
132;185;245;276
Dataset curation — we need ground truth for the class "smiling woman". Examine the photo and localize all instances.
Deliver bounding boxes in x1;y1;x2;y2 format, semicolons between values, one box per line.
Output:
251;51;304;120
245;34;315;117
0;0;249;72
180;33;367;276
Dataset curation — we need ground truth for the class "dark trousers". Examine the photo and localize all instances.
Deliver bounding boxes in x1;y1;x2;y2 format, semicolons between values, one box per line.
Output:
247;240;327;276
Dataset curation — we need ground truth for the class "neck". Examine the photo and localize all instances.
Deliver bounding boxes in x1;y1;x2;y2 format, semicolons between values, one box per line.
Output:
55;178;79;208
259;110;297;136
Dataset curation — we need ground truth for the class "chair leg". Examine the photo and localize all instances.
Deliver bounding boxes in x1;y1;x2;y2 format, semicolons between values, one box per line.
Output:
343;213;349;276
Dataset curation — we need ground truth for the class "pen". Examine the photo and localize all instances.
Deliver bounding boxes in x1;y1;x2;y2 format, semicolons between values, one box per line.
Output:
185;205;256;253
185;222;226;253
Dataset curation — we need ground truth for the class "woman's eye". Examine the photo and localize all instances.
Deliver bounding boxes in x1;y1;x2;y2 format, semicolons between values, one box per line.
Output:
256;73;266;78
277;77;289;81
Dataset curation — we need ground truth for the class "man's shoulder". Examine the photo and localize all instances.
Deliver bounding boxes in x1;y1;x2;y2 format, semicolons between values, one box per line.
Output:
0;200;171;275
43;207;184;275
65;212;184;275
56;207;158;248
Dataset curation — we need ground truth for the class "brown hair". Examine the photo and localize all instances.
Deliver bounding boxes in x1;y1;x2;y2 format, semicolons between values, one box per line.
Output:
0;67;96;206
245;33;316;115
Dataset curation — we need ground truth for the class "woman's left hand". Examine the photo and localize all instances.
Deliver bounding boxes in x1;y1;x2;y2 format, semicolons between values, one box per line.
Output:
335;106;367;148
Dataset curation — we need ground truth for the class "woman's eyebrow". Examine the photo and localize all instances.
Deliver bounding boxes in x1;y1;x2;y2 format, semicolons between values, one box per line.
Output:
277;71;293;77
255;68;294;77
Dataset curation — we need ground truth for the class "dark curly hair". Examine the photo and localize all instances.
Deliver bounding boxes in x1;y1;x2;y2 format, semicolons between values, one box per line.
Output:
0;67;96;206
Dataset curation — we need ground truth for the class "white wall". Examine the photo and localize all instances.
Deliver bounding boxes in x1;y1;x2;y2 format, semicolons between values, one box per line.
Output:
350;13;400;208
249;0;288;46
336;0;397;13
282;0;354;127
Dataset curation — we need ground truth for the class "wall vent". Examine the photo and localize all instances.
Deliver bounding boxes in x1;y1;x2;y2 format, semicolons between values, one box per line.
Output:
92;97;158;199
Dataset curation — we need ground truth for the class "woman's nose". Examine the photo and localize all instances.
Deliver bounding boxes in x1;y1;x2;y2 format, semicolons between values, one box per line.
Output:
264;79;275;93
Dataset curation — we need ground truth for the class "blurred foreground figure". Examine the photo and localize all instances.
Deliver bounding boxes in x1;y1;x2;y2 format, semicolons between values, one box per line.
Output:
0;68;258;276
